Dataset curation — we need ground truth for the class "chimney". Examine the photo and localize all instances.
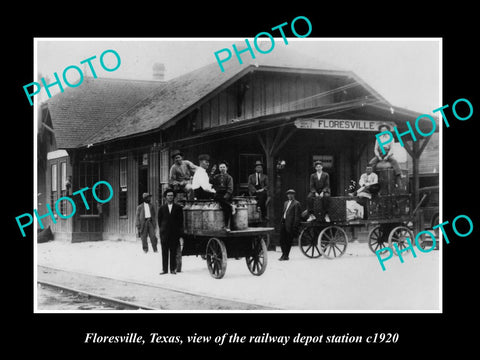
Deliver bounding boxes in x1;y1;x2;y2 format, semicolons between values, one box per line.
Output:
152;63;166;81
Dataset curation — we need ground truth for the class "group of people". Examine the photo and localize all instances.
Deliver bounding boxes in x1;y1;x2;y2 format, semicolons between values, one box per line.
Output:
134;123;404;271
135;150;270;274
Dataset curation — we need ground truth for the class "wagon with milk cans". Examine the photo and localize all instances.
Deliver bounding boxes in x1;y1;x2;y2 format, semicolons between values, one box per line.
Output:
297;161;424;259
180;199;273;279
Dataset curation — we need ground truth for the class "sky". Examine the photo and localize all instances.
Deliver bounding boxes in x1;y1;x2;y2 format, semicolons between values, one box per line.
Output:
35;38;440;113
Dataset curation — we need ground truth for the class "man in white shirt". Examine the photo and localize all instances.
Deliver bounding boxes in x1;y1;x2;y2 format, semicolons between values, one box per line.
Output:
192;154;216;200
356;165;379;199
135;193;158;253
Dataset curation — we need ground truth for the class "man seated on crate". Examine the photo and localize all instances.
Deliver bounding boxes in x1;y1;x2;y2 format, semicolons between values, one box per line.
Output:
355;165;380;201
169;149;197;200
211;161;236;232
306;160;331;222
369;123;404;187
191;154;216;200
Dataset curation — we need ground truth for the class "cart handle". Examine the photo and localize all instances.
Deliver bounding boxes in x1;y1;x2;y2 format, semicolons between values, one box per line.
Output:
412;193;428;216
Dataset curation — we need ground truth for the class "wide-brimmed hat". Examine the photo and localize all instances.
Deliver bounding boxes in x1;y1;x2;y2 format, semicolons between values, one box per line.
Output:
254;160;263;167
286;189;296;195
314;160;323;167
171;149;184;158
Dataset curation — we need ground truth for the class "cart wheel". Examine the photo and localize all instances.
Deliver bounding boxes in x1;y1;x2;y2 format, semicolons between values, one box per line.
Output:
388;226;414;256
298;225;322;258
245;236;268;276
318;225;348;259
368;225;389;254
206;237;227;279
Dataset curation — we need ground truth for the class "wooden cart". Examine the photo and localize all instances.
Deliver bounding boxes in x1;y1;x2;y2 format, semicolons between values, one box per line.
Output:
298;194;418;259
181;227;274;279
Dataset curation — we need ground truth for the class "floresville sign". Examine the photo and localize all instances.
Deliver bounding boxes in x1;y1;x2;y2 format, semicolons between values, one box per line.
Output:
294;118;396;131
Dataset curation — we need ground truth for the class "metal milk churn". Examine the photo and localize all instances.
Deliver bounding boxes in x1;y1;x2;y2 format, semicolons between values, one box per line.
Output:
232;201;248;230
247;196;260;222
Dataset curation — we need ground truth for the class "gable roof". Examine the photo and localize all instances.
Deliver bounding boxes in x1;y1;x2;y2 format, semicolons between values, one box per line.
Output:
81;47;388;147
45;77;165;149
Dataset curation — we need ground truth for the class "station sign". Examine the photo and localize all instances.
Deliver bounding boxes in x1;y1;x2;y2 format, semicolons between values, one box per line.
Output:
294;118;395;132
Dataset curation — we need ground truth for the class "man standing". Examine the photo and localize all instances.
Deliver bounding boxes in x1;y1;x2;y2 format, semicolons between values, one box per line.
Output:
158;189;184;275
211;161;235;231
135;193;158;253
191;154;216;200
169;149;197;198
279;189;302;261
306;161;331;222
247;160;268;220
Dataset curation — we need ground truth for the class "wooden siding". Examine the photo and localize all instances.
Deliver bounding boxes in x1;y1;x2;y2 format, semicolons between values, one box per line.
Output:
44;155;73;241
195;72;335;130
101;147;165;241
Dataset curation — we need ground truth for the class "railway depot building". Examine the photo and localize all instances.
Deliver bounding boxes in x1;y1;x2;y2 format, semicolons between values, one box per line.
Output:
37;49;438;243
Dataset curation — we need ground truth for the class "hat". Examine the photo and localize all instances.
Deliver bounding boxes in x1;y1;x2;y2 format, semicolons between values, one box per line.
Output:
254;160;263;167
198;154;210;161
142;192;152;199
377;123;391;131
314;160;323;167
171;149;184;158
286;189;296;195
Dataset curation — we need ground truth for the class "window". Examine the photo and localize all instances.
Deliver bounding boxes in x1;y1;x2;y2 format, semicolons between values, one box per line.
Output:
119;157;128;217
59;162;67;215
238;154;263;187
76;162;100;215
160;148;169;184
50;164;58;210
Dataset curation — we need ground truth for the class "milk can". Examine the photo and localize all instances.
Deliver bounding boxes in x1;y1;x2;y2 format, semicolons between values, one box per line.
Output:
232;202;248;230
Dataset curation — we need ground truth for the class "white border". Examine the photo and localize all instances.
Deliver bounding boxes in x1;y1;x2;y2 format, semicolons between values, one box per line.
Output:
33;37;443;314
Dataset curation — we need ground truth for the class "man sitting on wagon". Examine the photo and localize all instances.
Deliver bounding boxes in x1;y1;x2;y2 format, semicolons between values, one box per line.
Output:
191;154;216;200
356;165;380;200
211;161;236;232
169;149;197;200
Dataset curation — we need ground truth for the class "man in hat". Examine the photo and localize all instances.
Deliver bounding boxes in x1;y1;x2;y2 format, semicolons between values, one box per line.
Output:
306;160;331;222
169;149;197;199
191;154;216;200
135;193;158;253
369;124;403;184
279;189;302;261
211;161;235;231
248;160;269;220
158;189;184;275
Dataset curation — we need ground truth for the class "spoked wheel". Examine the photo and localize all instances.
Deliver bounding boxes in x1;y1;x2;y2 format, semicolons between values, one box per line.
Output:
245;236;268;276
298;225;322;258
368;225;389;254
206;237;227;279
388;226;414;256
318;225;348;259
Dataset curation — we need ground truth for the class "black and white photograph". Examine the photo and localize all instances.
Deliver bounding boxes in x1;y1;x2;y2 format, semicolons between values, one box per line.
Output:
8;9;478;355
33;38;441;312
